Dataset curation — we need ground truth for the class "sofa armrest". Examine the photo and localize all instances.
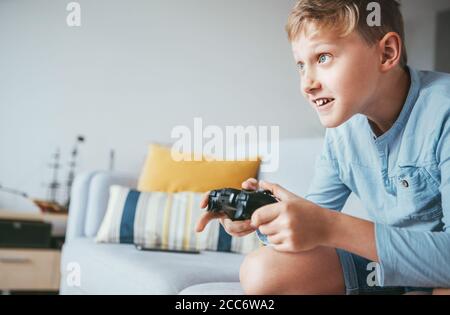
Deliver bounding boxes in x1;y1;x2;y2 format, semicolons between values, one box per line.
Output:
65;171;101;242
84;171;137;238
65;171;138;242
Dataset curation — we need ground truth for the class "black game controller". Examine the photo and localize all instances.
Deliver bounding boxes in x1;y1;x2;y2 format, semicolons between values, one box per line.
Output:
207;188;278;221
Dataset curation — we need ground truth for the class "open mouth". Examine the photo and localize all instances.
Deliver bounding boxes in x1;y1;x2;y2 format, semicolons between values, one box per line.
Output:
313;98;335;107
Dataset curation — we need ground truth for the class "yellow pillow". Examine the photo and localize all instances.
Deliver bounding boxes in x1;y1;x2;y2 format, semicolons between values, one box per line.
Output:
138;144;261;193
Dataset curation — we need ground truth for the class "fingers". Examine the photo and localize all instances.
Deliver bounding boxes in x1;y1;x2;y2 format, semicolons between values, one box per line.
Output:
238;230;256;237
257;221;279;236
198;180;293;237
242;178;258;191
196;212;255;237
199;191;211;209
220;218;255;236
259;180;298;201
272;243;291;252
242;178;298;202
228;227;256;237
195;211;223;232
267;233;284;245
251;204;280;228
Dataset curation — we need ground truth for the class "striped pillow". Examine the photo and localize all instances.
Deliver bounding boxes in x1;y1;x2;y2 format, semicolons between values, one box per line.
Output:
95;186;262;254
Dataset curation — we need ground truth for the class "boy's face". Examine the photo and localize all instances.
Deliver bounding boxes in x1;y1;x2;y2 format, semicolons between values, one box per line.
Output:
292;27;381;128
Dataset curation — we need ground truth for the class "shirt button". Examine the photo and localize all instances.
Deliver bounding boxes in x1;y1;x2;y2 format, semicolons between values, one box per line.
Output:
401;180;409;188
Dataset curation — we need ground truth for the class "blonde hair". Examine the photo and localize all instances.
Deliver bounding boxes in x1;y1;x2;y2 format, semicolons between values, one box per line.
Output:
286;0;408;67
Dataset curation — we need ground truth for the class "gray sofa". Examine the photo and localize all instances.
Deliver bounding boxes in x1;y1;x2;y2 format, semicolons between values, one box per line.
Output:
60;138;366;294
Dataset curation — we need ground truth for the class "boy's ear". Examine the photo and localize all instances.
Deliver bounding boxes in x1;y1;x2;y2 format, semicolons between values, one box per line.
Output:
378;32;403;72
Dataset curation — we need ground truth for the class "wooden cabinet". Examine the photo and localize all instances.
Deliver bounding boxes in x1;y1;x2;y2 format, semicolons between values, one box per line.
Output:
0;210;67;293
0;249;61;291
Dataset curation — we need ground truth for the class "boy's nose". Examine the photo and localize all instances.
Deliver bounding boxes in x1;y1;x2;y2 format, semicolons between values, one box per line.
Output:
302;77;321;95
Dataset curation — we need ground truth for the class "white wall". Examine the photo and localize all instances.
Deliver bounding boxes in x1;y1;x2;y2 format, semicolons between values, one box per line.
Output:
0;0;321;211
402;0;450;71
0;0;449;212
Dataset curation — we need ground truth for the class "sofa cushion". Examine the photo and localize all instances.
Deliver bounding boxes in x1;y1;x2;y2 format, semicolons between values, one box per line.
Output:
60;238;245;295
95;186;262;254
138;144;261;193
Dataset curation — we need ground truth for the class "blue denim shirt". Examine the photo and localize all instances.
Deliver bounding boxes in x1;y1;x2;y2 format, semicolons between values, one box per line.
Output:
304;67;450;288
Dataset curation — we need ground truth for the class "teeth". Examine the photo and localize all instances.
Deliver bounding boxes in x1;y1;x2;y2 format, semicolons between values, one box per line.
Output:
315;98;333;107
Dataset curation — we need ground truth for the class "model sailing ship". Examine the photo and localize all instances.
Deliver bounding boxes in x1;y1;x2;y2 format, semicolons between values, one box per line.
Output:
0;136;85;214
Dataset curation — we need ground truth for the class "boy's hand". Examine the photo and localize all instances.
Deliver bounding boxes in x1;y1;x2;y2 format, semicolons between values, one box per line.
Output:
251;180;331;253
195;178;259;237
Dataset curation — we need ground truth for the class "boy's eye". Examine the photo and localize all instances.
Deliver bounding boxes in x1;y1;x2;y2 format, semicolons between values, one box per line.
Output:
297;62;305;71
318;54;331;64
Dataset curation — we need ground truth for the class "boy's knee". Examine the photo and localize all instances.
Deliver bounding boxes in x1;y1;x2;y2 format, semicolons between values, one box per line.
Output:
239;247;273;295
239;246;344;295
240;246;301;295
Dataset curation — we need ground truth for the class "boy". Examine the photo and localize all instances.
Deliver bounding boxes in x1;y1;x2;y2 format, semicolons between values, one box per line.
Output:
196;0;450;295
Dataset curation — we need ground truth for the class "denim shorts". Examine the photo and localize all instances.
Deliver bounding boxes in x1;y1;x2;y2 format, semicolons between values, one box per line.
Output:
336;249;434;295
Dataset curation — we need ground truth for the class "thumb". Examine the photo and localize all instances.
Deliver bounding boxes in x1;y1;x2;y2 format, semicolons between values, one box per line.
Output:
259;180;298;201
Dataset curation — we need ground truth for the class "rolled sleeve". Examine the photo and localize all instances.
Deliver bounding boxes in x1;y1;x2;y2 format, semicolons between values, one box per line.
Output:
374;115;450;288
375;223;450;287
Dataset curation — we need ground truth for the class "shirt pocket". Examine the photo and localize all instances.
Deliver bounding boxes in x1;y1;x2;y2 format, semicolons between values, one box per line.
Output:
396;165;442;221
